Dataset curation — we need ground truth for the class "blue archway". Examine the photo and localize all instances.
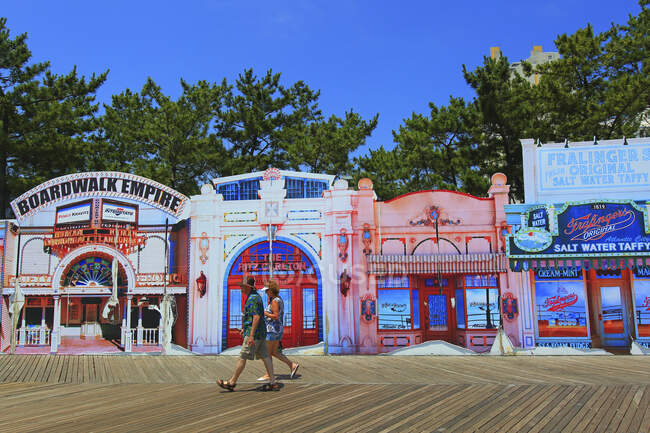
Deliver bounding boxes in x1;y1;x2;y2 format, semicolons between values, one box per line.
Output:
221;235;323;350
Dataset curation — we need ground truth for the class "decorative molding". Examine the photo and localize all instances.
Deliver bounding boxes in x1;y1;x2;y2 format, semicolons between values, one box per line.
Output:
290;232;322;259
198;232;209;264
409;205;462;226
224;234;254;260
224;211;257;223
50;244;136;293
287;209;321;221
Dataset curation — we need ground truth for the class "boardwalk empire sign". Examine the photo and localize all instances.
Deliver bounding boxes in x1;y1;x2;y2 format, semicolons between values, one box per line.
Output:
11;172;188;219
509;201;650;258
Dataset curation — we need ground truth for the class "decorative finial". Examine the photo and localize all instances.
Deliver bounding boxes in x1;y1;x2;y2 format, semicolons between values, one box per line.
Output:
564;138;569;149
536;138;541;147
623;136;628;146
593;135;598;145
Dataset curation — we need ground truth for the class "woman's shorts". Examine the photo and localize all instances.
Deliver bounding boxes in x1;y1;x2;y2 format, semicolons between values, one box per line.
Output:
266;332;282;341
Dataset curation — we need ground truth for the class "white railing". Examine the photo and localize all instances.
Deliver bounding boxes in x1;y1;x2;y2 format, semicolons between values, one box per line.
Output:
130;327;160;346
19;327;51;346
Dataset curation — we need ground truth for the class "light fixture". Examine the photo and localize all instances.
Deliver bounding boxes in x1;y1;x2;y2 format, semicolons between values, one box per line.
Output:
196;271;207;298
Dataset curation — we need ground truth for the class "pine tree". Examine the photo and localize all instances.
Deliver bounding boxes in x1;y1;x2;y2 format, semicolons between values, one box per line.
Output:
0;17;107;218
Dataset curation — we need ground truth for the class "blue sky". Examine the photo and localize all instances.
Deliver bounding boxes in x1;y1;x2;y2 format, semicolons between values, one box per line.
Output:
3;1;642;157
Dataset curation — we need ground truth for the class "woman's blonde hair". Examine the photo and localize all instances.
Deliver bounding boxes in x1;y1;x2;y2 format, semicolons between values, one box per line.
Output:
266;279;280;297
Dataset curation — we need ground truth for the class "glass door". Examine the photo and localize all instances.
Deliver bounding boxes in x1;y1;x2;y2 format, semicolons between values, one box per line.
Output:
422;289;454;343
599;285;630;347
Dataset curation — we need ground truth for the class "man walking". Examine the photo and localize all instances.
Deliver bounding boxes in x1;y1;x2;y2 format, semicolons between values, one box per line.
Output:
218;275;278;391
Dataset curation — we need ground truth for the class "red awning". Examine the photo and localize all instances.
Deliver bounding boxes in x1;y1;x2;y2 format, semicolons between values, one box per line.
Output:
366;253;507;275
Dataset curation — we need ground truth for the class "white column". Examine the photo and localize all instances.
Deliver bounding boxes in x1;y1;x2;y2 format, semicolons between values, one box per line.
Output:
125;295;133;352
120;297;126;346
39;306;47;346
50;296;60;353
137;305;143;346
19;306;26;347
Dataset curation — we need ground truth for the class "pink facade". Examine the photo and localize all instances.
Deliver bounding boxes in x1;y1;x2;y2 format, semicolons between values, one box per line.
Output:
351;173;518;353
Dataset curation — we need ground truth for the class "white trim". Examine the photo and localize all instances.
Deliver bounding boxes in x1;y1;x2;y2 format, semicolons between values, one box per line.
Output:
213;170;335;186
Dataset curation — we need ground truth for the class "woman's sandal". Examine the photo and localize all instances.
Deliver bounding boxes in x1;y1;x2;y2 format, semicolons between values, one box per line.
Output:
217;379;236;391
261;382;280;392
290;364;300;379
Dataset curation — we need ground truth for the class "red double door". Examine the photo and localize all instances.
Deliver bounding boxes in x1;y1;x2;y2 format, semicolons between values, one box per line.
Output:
226;274;319;349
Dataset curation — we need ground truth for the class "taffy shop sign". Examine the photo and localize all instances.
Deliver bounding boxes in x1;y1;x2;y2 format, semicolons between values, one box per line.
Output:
11;172;188;220
542;293;578;311
509;201;650;258
538;144;650;191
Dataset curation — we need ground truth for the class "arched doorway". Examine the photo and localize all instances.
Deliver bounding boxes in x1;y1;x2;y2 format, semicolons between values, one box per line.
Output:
58;251;128;341
225;240;321;349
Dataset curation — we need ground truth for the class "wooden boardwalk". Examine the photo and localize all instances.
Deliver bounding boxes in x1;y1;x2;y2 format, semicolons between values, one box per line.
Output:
0;355;648;432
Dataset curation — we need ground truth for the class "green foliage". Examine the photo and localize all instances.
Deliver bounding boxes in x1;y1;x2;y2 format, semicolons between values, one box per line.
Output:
215;69;377;177
533;2;649;141
94;78;226;195
357;1;648;202
462;56;536;200
0;17;107;218
355;97;489;200
288;110;378;175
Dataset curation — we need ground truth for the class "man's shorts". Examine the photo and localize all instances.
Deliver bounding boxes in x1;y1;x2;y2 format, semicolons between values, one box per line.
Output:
240;335;269;360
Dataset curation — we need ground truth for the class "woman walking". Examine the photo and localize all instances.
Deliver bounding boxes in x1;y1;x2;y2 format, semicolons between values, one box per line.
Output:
258;280;299;381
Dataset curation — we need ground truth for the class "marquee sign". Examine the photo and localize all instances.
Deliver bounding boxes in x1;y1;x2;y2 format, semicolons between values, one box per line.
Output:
56;202;92;225
508;200;650;259
238;253;308;273
10;172;188;220
44;227;146;257
102;202;137;223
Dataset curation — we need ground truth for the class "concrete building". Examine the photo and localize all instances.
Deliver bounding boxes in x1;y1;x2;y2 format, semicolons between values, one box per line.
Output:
490;45;560;85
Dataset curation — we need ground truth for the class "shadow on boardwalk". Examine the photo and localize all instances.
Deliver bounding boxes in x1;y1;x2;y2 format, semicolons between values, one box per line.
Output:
0;355;648;432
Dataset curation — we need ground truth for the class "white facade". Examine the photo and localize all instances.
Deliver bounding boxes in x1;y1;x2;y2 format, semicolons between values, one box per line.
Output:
188;170;362;354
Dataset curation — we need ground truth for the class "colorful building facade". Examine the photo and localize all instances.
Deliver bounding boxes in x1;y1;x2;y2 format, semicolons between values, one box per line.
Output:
2;168;522;354
1;172;190;353
505;137;650;349
187;170;517;354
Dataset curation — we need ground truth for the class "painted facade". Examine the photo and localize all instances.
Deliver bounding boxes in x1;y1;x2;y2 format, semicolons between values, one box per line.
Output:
2;168;522;354
187;170;517;354
506;137;650;349
1;172;190;354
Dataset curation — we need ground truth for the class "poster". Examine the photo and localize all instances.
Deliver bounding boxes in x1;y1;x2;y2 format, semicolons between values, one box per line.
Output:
465;288;499;329
378;289;411;330
535;280;588;337
634;280;650;338
56;202;91;224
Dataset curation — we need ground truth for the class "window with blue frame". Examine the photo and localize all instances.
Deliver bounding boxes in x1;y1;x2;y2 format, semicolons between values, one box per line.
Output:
455;274;500;330
239;178;261;200
305;179;328;198
285;177;329;199
217;182;239;201
217;178;261;200
285;177;305;198
377;276;421;330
